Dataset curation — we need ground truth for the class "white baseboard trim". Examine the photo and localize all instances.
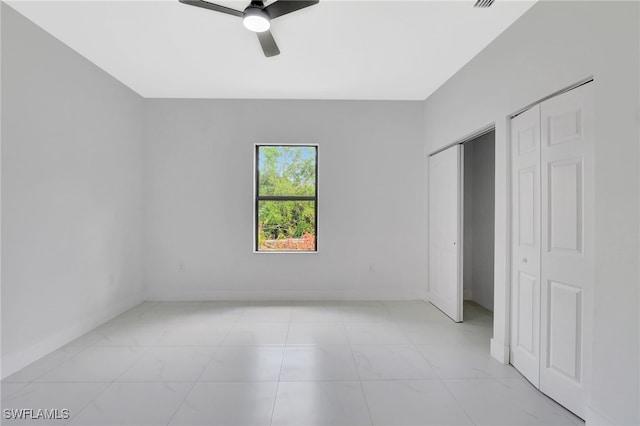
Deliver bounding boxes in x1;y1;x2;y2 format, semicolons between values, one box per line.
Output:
145;288;428;302
1;295;143;379
490;338;509;364
585;406;616;426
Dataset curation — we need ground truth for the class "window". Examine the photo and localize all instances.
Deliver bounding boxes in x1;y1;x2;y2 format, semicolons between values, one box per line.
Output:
255;145;317;252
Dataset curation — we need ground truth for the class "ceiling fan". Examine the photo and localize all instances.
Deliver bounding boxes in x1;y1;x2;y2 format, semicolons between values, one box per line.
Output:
179;0;319;57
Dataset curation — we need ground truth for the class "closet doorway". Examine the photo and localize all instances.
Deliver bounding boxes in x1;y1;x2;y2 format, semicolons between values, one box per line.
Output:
463;130;496;321
427;129;495;326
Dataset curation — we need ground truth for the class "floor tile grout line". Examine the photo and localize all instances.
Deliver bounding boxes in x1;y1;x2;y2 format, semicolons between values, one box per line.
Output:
62;345;145;425
344;316;375;426
111;346;153;383
268;317;292;426
413;341;451;382
62;381;112;426
439;374;480;425
164;308;238;426
4;301;582;425
86;315;191;419
28;325;146;424
72;303;233;425
215;304;244;347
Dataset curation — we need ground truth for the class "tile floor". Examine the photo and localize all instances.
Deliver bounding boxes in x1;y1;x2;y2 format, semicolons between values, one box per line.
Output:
1;301;583;425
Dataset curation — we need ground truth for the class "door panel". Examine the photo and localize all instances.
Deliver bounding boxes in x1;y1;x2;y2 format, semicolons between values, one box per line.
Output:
548;159;583;253
518;168;536;246
510;104;541;387
548;107;583;146
428;144;463;322
540;83;593;418
516;271;537;355
547;280;582;381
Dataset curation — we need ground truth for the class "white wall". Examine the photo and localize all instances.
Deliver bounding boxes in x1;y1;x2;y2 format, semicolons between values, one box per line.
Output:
463;131;495;311
143;100;426;301
423;1;639;425
1;5;145;377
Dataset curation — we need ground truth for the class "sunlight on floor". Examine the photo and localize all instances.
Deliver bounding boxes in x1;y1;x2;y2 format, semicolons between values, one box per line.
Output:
1;301;583;425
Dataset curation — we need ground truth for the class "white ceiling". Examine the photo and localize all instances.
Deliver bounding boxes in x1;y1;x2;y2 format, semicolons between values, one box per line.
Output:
7;0;537;100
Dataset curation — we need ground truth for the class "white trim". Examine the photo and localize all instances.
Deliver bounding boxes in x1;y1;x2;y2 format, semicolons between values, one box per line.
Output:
146;289;427;302
493;116;512;364
252;250;319;254
428;122;495;157
585;406;616;426
458;143;465;322
425;154;430;299
252;143;319;254
490;338;510;364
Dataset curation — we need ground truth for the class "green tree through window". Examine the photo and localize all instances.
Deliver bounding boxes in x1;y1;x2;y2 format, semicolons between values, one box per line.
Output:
255;145;317;251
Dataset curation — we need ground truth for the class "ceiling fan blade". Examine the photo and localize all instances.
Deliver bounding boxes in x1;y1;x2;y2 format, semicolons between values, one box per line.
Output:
264;0;319;19
257;30;280;57
179;0;243;17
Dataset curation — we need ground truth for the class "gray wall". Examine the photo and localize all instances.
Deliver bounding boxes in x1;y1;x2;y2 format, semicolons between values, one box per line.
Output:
463;131;495;312
3;1;639;422
1;5;145;377
143;99;426;300
424;2;639;424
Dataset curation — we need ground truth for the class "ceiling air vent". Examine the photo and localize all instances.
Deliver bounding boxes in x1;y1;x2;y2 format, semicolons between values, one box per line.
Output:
474;0;495;7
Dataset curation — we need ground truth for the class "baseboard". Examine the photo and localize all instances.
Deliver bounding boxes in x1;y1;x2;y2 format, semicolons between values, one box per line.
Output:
585;406;617;426
1;294;143;379
146;288;428;302
490;338;509;364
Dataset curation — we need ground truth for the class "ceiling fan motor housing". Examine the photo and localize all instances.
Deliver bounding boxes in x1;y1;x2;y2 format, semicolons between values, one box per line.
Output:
243;1;270;32
245;0;267;18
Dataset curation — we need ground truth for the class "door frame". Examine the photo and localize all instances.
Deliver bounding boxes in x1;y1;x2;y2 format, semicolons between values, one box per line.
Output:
426;124;495;322
428;124;495;158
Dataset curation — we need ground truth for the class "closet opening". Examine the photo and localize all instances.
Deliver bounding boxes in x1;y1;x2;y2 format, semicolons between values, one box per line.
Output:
462;129;495;323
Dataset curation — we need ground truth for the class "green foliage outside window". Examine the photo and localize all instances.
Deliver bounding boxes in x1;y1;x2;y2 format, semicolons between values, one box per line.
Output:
257;146;317;251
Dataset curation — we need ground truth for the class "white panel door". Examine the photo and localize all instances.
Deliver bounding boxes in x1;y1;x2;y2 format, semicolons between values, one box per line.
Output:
428;144;463;322
510;105;542;387
539;83;593;418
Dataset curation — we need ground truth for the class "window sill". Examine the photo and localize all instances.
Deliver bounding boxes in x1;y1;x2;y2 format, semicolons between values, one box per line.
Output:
253;250;318;254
